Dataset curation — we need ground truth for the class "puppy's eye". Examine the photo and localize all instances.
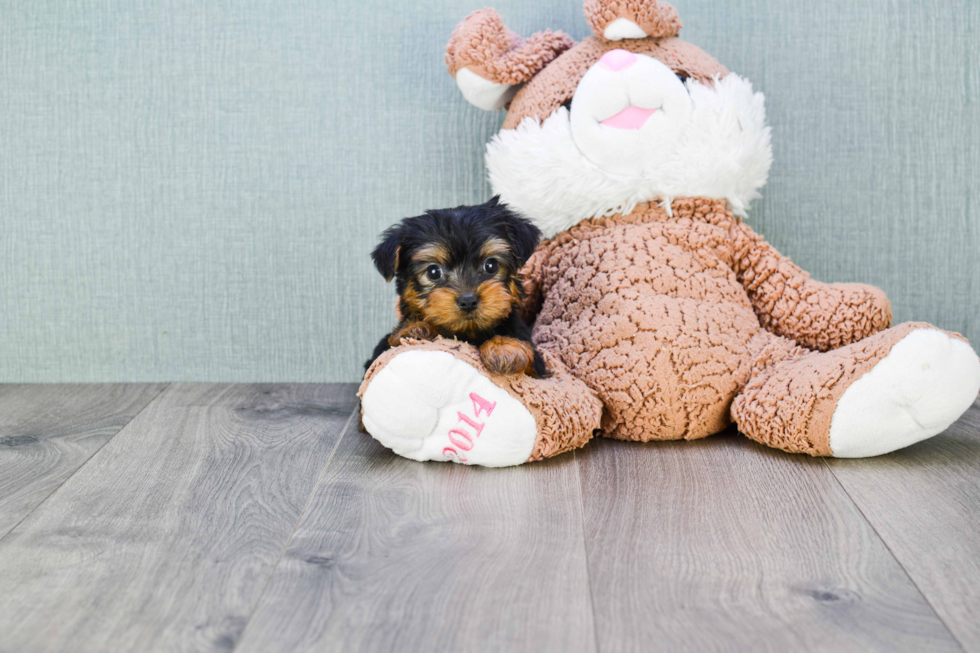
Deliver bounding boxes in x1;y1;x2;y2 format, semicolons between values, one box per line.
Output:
483;258;499;275
425;264;443;281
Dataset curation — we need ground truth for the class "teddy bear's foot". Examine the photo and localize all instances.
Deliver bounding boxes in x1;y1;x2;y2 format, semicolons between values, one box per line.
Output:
360;349;538;467
359;338;603;466
828;328;980;457
733;324;980;458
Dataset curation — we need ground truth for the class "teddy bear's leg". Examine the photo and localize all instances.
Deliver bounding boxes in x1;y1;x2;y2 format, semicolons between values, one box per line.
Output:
358;338;602;467
732;323;980;457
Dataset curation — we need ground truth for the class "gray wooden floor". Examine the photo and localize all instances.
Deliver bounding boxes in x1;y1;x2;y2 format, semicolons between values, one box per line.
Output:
0;385;978;653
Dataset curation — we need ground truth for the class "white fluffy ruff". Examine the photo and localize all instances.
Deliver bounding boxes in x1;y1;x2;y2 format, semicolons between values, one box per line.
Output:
486;74;773;238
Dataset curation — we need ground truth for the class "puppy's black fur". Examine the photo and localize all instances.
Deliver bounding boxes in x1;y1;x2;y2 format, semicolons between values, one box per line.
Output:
366;196;548;378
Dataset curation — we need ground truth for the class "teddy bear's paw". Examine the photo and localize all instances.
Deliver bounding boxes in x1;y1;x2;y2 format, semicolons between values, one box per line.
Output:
829;329;980;458
360;350;538;467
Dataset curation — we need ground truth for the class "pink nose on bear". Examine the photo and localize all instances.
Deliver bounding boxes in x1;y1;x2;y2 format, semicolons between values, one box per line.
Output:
599;49;637;72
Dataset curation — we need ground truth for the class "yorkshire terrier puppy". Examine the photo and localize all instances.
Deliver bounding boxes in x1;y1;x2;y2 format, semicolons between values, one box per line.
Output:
366;196;548;378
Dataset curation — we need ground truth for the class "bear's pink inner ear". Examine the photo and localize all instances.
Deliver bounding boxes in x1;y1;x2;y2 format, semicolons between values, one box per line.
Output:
584;0;683;42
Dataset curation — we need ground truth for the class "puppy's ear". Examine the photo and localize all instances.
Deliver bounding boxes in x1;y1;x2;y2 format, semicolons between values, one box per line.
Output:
495;202;541;265
371;224;403;282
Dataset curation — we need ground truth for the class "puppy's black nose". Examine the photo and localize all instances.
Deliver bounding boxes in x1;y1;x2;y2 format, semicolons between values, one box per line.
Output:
457;292;479;312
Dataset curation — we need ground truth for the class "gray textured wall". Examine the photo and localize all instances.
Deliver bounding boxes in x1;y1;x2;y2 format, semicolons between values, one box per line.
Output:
1;0;977;382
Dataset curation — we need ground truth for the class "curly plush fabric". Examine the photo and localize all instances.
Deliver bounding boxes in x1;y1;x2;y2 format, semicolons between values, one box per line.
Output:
732;322;972;455
359;337;602;462
501;36;728;130
730;226;893;351
583;0;683;40
523;197;893;442
445;8;576;85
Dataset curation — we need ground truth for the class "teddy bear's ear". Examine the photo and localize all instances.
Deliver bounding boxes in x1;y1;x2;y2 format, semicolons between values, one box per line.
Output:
446;9;575;111
584;0;682;41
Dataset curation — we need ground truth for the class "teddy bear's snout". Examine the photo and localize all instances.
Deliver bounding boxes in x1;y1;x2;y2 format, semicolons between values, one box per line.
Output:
599;49;637;72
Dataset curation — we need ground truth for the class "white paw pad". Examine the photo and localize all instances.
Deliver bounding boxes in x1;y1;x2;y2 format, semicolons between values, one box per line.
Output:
829;329;980;458
361;350;538;467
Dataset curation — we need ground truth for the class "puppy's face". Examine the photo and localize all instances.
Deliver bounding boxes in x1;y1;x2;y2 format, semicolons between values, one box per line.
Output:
406;235;519;334
372;197;541;337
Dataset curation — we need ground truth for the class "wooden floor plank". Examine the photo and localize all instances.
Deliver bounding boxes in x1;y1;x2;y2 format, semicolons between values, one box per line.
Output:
234;431;597;653
578;433;962;653
0;384;168;538
826;400;980;652
0;383;358;653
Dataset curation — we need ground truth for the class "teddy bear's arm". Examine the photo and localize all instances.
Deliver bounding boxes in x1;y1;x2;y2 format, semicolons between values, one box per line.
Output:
730;220;892;352
518;245;548;323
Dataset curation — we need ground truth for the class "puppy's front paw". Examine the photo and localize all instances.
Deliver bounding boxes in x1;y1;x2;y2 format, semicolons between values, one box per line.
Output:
388;321;436;347
479;336;534;376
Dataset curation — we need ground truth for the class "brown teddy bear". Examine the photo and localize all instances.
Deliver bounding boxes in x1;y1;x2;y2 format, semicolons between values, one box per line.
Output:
358;0;980;467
